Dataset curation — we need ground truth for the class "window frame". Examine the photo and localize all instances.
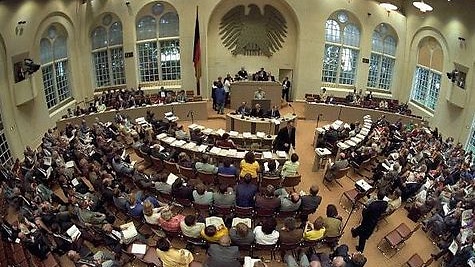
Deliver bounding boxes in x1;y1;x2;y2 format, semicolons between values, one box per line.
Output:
367;25;397;91
136;11;181;83
0;113;12;167
40;26;73;111
322;12;361;88
91;20;126;89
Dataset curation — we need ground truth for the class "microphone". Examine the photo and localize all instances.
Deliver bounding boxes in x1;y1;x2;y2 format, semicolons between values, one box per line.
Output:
171;105;175;115
186;111;191;118
288;103;296;116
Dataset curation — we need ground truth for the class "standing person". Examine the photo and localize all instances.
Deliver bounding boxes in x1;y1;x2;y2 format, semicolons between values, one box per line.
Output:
223;74;232;108
351;191;388;252
282;77;291;102
211;81;218;111
273;121;296;153
215;83;226;115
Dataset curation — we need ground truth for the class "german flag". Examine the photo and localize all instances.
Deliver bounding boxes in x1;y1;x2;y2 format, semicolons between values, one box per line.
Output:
193;7;201;80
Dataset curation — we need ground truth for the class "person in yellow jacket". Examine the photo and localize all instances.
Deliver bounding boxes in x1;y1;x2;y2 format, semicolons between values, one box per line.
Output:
156;237;194;267
201;224;229;243
303;216;326;241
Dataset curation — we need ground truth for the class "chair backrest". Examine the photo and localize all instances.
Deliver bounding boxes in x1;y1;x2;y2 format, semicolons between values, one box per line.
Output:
164;160;179;174
196;171;216;186
193;202;211;215
254;243;277;251
282;175;301;188
175;197;192;207
423;256;434;266
261;176;282;188
334;167;350;180
256;208;276;218
213;205;233;216
217;173;237;188
150;155;164;171
179;165;195;180
278;210;298;218
235;206;254;218
279;241;301;250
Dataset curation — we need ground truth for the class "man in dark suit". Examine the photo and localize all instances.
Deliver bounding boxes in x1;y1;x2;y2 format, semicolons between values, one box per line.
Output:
236;102;250;116
299;185;322;224
282;76;291;102
250;104;265;118
267;105;281;118
273;121;296;153
255;185;280;211
235;174;258;207
351;191;388;252
204;235;241;267
324;153;349;182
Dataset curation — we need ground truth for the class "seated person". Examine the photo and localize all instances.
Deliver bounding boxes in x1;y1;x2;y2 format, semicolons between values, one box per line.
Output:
323;204;343;238
254;218;279;245
176;90;187;102
180;214;205;238
324;153;349;181
237;67;248;80
174;125;189;140
230;222;255;246
111;155;134;176
240;151;260;180
276;189;302;212
67;249;119;267
158;208;185;232
254;87;266;100
126;191;160;218
195;154;218;174
263;159;280;177
218;158;238;177
192;183;213;205
201;224;229;243
236;102;250;116
176;152;194;168
213;184;236;207
250;104;265;118
281;153;300;178
235;174;258;207
216;133;236;149
152;173;172;194
156;237;194;266
303;216;326;241
267;105;281;118
171;178;194;200
255;185;280;211
142;200;167;225
279;217;303;244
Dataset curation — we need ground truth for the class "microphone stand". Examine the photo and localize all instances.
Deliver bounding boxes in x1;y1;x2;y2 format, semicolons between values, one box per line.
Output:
190;111;194;124
288;103;296;116
341;202;357;233
337;106;343;120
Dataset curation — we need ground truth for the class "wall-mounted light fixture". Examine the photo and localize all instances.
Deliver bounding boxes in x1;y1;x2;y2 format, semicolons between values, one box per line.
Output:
15;21;27;36
379;2;398;11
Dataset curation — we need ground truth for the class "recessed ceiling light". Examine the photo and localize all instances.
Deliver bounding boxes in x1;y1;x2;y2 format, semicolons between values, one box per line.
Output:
379;2;398;11
413;0;433;12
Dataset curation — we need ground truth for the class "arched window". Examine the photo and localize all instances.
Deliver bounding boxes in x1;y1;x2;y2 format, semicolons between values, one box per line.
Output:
367;24;397;91
410;37;443;111
322;11;361;86
136;2;180;82
91;14;126;88
40;25;72;109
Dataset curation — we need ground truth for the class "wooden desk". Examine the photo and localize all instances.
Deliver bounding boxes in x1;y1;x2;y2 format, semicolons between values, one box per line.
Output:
226;113;297;135
56;101;208;130
230;81;281;110
304;102;423;124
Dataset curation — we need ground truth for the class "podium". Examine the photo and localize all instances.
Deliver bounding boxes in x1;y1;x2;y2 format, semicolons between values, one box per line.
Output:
230;81;281;110
251;99;271;112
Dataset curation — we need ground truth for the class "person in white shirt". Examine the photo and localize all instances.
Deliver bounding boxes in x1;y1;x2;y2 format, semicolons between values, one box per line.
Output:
253;218;279;245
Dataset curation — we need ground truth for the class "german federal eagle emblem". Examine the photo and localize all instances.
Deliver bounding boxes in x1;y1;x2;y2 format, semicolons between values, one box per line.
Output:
219;4;287;57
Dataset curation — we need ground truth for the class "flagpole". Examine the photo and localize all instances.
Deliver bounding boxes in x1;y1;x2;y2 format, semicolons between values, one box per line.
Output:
194;6;201;96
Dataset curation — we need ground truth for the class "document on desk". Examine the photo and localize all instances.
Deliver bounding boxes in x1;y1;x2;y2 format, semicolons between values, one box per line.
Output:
243;132;252;138
166;173;179;185
210;147;221;155
156;133;167;140
262;151;273;159
131;244;147;255
229;131;239;137
276;151;287;158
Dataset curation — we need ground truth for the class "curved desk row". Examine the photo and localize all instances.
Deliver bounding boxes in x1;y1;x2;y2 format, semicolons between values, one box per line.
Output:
56;101;208;130
226;113;297;135
156;133;289;166
304;102;423;124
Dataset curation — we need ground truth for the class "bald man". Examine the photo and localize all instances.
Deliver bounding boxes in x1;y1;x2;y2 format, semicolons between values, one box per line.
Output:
204;235;240;267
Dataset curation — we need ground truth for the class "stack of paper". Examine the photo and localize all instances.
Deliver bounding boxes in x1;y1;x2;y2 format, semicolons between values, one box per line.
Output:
337;142;349;150
243;257;262;267
276;151;287;158
163;137;176;144
229;131;239;137
65;161;75;168
183;142;197;150
188;124;199;130
262;151;273;159
197;145;208;152
232;218;252;228
206;216;225;227
120;222;138;243
156;133;168;140
227;149;237;156
215;129;226;136
171;140;186;147
243;132;252;138
210;147;222;155
66;225;81;241
131;243;147;255
256;132;265;138
202;128;213;135
236;151;246;158
166;173;179;185
219;149;229;156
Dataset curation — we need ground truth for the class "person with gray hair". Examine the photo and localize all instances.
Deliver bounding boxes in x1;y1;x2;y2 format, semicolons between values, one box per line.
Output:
204;235;240;267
